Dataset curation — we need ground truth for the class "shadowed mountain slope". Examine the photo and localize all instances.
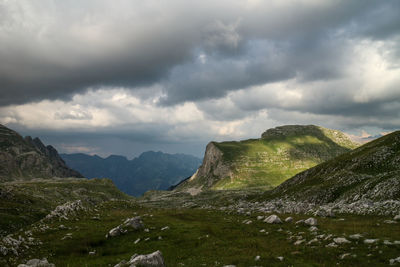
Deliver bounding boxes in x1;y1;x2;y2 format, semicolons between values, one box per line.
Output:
0;124;83;181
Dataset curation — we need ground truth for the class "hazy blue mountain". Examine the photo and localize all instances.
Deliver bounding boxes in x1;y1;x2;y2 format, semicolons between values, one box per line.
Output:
61;151;202;196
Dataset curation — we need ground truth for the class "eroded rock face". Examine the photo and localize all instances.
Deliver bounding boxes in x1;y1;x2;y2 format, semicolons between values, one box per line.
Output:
176;142;232;195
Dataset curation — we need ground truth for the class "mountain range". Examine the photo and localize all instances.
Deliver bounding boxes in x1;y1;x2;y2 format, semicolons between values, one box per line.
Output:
61;152;202;196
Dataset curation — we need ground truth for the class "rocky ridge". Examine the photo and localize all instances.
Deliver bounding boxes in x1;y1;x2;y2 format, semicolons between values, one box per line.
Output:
0;124;82;181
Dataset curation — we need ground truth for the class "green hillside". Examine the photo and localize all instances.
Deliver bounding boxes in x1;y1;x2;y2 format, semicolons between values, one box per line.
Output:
178;125;359;192
270;130;400;203
0;178;130;235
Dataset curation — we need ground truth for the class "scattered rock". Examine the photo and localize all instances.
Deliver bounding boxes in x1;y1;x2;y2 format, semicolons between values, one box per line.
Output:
17;258;55;267
264;214;282;224
161;226;170;231
326;242;338;248
124;217;144;230
254;255;260;261
257;216;264;220
277;256;284;261
333;237;351;244
364;239;379;244
304;217;318;226
394;215;400;221
285;217;293;223
339;253;351;260
128;250;165;267
106;226;127;238
44;200;85;221
384;220;397;224
89;250;96;255
390;256;400;265
309;226;318;232
349;234;363;240
294;240;305;245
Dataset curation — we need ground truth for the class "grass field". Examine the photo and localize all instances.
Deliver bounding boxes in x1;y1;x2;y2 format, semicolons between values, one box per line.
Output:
3;199;400;267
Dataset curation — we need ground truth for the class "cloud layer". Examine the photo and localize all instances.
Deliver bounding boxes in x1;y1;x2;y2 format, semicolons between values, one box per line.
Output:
0;0;400;157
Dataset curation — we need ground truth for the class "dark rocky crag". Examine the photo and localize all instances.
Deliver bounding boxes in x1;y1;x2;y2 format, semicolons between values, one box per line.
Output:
0;124;83;181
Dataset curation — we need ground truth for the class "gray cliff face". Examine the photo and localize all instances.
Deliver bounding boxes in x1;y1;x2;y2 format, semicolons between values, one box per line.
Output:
0;124;83;181
195;142;232;187
175;142;232;194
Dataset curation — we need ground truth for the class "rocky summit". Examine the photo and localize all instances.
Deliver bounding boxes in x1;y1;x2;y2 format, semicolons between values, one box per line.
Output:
0;124;82;181
175;125;359;194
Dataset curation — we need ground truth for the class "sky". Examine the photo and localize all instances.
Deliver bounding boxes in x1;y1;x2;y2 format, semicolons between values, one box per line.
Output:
0;0;400;158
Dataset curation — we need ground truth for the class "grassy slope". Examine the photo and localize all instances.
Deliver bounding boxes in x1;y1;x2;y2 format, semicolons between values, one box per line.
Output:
0;178;130;235
211;128;358;190
268;131;400;203
3;200;400;267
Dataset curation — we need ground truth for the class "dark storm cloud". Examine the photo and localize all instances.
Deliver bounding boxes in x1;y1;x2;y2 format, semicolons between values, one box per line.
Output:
0;0;398;107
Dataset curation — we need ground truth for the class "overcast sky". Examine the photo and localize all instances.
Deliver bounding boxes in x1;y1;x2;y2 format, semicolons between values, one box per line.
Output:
1;0;399;158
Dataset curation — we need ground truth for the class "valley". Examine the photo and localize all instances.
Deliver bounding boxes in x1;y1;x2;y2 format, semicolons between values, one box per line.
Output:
0;124;399;266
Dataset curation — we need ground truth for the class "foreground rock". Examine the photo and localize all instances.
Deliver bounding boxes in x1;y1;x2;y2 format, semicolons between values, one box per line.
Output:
107;216;144;238
264;215;282;224
17;258;55;267
114;250;165;267
304;218;318;226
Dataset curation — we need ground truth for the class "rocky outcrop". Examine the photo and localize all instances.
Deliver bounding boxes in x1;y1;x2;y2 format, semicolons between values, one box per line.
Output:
0;124;83;181
175;142;232;194
44;200;86;221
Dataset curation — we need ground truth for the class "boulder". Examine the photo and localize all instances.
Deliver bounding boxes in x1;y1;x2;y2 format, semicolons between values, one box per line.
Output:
304;218;318;226
390;256;400;265
264;215;282;224
17;258;55;267
333;237;351;244
128;250;165;266
394;214;400;221
285;217;293;223
364;239;379;244
124;217;144;230
106;226;126;238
